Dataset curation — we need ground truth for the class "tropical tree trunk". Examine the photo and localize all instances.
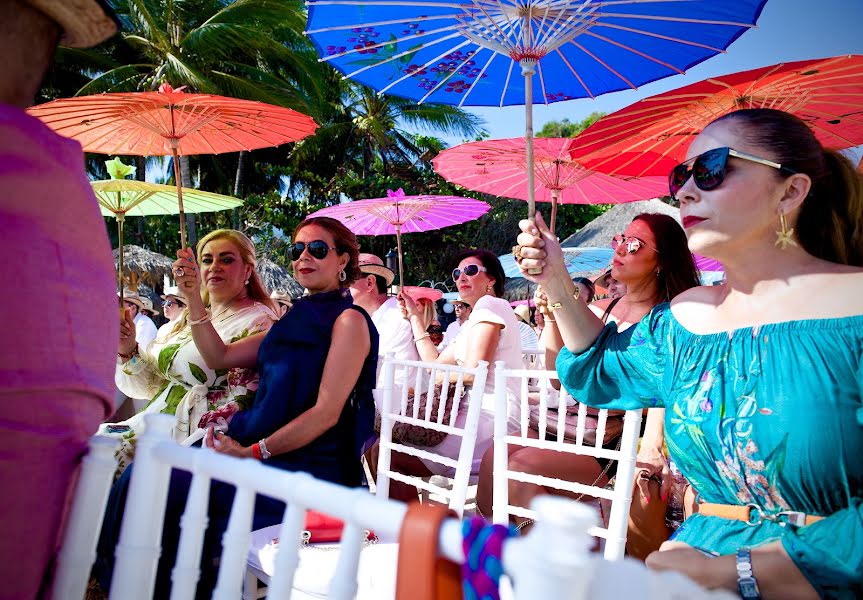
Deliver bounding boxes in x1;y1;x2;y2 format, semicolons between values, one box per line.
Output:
233;150;246;230
180;155;197;249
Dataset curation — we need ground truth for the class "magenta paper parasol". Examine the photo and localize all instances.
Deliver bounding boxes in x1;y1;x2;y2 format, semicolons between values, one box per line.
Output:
309;189;490;285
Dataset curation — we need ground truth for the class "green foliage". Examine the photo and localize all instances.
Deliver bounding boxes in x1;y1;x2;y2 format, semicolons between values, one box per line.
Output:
536;112;605;138
41;1;616;284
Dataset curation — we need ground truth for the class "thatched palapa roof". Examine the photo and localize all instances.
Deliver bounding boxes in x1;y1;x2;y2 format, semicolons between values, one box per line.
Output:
257;257;303;297
561;199;679;248
113;244;174;288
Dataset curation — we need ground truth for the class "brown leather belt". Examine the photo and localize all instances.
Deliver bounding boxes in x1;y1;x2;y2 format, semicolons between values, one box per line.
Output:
698;502;824;527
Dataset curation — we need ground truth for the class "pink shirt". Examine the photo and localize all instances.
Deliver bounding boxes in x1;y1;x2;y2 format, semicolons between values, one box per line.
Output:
0;102;117;416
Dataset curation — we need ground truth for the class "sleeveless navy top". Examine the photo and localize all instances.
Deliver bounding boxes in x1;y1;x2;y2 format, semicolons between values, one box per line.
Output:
228;288;378;487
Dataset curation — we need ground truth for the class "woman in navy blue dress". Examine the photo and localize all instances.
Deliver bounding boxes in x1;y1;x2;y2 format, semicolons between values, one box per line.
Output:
97;217;377;598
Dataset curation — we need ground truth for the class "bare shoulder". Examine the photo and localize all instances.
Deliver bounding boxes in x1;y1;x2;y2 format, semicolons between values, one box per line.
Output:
586;298;611;320
669;286;724;327
335;308;370;334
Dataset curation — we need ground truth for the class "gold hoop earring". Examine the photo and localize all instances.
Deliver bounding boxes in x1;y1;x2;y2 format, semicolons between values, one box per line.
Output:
775;213;798;250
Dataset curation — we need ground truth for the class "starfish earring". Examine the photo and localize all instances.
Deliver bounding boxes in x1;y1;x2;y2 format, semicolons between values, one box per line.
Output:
775;213;798;250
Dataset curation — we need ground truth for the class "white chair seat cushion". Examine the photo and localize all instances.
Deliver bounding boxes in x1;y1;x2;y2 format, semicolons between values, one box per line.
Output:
248;526;400;599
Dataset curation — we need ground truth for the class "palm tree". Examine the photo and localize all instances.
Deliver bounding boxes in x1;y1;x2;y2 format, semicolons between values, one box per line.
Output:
282;81;486;203
49;0;328;247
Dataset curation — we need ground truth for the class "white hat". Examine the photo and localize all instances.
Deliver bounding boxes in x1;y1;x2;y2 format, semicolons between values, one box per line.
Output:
356;253;395;286
160;285;186;301
26;0;118;48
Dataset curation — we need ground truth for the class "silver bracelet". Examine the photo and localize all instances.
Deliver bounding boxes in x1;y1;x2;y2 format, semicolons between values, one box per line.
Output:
414;332;431;342
258;437;272;460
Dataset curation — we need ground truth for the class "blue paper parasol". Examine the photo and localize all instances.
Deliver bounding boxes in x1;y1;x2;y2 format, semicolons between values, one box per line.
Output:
499;247;613;278
306;0;768;218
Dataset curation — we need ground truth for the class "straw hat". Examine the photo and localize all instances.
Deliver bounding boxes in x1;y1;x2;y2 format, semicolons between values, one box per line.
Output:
451;294;469;307
26;0;118;48
357;253;395;286
513;304;531;325
593;269;613;292
119;291;157;315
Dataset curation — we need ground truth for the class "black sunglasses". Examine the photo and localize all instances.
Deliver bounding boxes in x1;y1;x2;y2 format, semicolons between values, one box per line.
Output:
669;147;796;199
289;240;337;261
164;299;186;309
452;264;487;280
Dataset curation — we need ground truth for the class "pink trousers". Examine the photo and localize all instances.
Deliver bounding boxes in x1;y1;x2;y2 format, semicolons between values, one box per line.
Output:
0;104;117;599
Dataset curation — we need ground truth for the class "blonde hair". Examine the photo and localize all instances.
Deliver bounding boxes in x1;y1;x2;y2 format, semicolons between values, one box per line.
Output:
169;229;275;336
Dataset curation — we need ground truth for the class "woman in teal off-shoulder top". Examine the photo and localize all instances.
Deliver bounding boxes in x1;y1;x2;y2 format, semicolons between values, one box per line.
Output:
515;108;863;599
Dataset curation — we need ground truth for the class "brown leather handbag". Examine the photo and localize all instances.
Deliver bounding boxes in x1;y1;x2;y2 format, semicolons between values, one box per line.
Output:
395;502;463;600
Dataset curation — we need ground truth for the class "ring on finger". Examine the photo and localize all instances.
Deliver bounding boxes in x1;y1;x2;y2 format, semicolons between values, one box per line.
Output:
511;244;523;260
173;267;185;277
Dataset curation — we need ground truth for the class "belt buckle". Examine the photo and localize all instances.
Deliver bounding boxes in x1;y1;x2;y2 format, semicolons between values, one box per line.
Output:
745;504;764;526
775;511;807;527
747;505;806;527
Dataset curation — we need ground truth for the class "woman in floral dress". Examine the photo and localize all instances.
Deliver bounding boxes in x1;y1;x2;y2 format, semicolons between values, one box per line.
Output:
109;229;278;472
516;108;863;598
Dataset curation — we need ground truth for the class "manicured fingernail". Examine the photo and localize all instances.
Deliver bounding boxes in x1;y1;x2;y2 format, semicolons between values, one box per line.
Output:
661;492;668;502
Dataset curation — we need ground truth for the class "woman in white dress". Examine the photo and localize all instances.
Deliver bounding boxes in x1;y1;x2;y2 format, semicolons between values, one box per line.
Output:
387;249;523;501
108;229;278;473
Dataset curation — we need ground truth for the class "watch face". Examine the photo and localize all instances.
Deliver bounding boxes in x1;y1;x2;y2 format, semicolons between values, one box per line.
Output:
738;578;761;599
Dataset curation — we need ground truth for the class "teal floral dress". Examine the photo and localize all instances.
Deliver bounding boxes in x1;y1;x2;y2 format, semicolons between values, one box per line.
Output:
103;303;278;473
557;303;863;599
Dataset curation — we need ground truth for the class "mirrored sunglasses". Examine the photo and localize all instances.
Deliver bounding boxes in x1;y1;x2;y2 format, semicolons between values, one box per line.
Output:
611;234;657;255
452;264;488;280
289;240;337;261
669;146;796;199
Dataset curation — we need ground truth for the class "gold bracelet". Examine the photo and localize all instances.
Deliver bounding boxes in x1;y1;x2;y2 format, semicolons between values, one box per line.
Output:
548;287;580;312
188;310;212;326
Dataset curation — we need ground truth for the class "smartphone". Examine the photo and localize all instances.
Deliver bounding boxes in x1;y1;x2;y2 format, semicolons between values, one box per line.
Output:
106;424;131;434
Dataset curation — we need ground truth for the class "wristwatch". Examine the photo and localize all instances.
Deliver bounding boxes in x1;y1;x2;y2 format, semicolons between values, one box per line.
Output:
736;548;762;599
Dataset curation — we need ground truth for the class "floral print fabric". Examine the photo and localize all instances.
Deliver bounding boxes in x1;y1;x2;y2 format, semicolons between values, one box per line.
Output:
102;303;277;474
557;304;863;598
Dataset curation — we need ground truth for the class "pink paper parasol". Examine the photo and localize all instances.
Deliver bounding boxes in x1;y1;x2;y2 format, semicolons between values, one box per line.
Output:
433;137;668;232
309;189;490;286
401;286;444;302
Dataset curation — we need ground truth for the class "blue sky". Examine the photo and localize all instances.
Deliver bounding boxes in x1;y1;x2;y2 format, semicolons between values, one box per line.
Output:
432;0;863;152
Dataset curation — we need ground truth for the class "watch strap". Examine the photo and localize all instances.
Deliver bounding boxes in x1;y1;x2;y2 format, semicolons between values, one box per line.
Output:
736;548;761;600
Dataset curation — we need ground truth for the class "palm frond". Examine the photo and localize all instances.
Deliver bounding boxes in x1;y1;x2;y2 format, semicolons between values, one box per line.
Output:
76;65;154;94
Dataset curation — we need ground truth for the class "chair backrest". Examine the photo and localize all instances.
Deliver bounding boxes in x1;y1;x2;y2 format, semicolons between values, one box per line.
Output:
521;349;544;371
490;362;642;560
111;413;612;600
51;436;121;600
375;353;488;517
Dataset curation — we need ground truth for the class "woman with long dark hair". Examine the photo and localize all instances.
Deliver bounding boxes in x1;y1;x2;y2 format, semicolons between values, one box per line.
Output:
99;217;379;597
378;249;524;501
516;108;863;597
476;213;700;520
